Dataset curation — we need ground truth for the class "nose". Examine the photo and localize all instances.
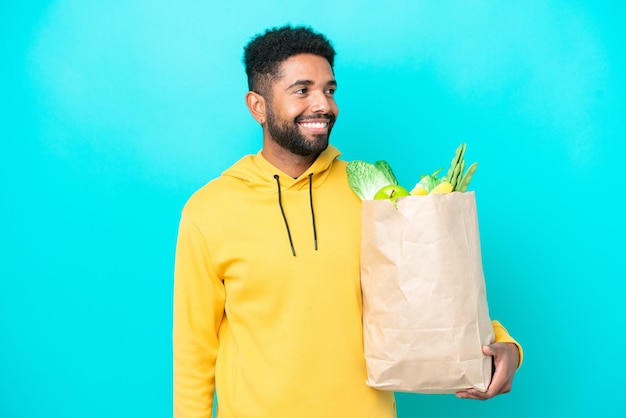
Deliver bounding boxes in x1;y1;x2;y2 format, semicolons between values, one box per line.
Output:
310;90;331;113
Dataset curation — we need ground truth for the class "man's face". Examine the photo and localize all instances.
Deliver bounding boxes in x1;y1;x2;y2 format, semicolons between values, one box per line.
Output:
264;53;338;156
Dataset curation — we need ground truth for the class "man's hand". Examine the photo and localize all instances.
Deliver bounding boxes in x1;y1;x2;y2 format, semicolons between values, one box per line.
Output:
456;342;519;400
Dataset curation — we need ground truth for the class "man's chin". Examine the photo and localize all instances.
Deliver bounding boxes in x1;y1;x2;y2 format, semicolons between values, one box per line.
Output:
269;127;330;156
306;136;329;155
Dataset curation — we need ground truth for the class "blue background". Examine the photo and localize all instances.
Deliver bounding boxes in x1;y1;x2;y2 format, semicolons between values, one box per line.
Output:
2;1;624;417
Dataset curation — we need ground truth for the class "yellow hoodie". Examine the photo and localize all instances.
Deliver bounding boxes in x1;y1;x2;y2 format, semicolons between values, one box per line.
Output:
173;145;520;418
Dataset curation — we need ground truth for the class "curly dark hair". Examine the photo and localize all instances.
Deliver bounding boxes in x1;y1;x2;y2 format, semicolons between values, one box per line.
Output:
243;25;336;95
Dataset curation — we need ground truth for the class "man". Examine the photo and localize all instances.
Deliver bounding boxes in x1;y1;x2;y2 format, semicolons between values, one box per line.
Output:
174;25;522;418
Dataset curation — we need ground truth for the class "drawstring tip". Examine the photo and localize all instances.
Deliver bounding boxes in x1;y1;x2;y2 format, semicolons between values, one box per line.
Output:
290;245;296;257
314;240;318;251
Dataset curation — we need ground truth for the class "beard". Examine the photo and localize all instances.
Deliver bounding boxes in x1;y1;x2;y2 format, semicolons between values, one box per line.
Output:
265;105;336;156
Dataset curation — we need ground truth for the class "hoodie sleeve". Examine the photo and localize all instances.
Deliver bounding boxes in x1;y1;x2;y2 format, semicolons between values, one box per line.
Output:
173;211;225;418
491;320;524;368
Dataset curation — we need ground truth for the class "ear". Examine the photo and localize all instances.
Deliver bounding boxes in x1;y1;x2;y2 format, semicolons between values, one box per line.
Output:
245;91;267;125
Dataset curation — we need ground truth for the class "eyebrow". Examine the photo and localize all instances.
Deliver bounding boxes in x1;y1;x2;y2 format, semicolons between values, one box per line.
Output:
286;79;338;91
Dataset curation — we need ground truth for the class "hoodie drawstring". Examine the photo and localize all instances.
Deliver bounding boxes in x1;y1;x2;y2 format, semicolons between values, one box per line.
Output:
274;175;296;256
308;173;318;251
273;174;319;257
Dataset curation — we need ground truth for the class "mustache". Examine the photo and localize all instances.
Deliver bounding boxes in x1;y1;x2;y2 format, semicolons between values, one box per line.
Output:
295;113;337;124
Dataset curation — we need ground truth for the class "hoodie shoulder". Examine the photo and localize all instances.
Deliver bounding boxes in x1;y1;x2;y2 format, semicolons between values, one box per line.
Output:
181;154;255;216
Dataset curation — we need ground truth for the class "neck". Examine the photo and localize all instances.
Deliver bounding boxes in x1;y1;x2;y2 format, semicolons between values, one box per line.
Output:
261;145;319;178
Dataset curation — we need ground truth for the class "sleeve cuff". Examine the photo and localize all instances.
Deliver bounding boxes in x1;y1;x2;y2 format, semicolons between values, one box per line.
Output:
491;319;524;369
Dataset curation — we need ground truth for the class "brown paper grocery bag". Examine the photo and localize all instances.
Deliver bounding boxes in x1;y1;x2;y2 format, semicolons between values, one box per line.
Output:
360;191;494;393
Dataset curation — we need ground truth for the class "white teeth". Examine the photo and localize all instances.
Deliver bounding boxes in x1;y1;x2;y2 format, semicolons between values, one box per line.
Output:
301;122;328;129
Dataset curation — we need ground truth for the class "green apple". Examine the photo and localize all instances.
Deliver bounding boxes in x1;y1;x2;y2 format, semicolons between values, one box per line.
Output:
373;185;410;202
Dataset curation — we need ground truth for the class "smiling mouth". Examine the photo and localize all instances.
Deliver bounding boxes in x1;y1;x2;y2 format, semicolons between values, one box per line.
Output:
299;121;329;129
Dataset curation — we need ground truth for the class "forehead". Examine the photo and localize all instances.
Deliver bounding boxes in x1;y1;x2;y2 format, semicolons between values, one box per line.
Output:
276;53;335;85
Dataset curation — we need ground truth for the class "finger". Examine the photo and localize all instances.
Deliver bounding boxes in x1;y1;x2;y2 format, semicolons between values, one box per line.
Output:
456;365;501;400
486;354;507;395
482;344;495;356
457;343;515;400
484;342;506;357
466;353;505;399
456;388;489;400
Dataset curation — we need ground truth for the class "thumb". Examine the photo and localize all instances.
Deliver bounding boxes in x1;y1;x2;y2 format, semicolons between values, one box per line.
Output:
482;344;495;356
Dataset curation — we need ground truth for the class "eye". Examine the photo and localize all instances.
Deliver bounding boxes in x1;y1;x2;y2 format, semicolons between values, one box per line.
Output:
325;87;336;96
295;87;308;95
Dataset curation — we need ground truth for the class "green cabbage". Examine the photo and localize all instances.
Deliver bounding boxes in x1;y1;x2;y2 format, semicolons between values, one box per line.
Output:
346;160;399;200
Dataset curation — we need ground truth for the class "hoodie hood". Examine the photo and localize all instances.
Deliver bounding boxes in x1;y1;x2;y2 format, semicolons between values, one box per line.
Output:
222;145;341;193
221;145;341;257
